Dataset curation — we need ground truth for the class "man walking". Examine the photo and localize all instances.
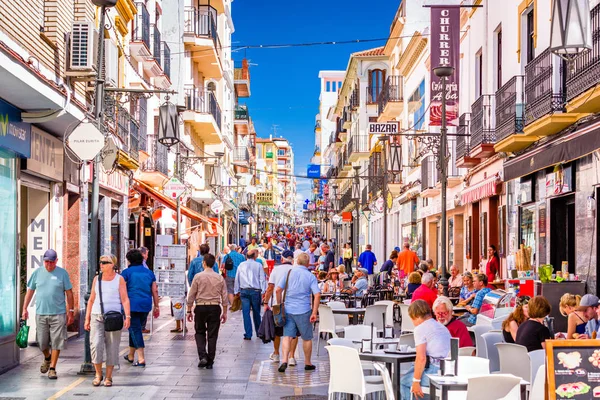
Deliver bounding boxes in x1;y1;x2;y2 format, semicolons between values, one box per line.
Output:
239;235;246;250
234;249;267;340
188;244;210;285
21;249;74;379
264;250;298;365
305;243;319;271
276;253;321;373
221;244;245;309
396;242;419;276
186;254;227;369
323;244;335;272
358;244;378;276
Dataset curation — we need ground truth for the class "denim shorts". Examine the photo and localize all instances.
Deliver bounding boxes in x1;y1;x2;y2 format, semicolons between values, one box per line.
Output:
283;311;313;340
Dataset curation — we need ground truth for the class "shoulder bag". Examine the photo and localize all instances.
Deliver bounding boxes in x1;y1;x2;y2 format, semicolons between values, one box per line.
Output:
272;270;292;328
99;273;124;332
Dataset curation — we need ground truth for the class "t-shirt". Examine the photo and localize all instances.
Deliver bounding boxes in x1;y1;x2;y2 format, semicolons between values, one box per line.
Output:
446;318;473;348
414;318;451;361
268;263;295;306
27;266;73;315
515;320;552;352
121;265;157;313
397;249;419;275
277;266;320;315
324;251;335;271
358;251;377;275
353;277;369;297
380;259;395;274
411;284;438;308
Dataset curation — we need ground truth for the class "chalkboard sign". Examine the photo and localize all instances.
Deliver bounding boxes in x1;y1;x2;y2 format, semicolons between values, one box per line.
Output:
547;339;600;399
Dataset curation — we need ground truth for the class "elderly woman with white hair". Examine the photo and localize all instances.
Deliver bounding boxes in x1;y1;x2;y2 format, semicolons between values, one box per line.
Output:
432;296;473;349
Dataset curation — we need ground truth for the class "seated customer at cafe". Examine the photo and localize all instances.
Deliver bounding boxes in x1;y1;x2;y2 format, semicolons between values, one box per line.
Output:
582;294;600;338
462;273;491;327
349;268;369;297
406;272;421;299
433;296;473;348
458;272;478;306
516;296;553;352
411;273;438;308
501;296;530;343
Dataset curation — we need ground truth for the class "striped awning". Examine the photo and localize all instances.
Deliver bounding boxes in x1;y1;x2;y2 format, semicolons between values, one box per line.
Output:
461;175;503;204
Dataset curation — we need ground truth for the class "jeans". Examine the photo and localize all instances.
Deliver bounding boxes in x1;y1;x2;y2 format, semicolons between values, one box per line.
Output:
400;364;440;400
128;311;148;349
194;305;221;364
240;289;262;339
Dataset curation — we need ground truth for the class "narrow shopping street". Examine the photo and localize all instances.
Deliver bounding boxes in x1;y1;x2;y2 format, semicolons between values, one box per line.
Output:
0;300;329;400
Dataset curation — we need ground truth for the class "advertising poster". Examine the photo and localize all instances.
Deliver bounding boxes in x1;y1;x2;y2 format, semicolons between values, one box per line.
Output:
547;340;600;399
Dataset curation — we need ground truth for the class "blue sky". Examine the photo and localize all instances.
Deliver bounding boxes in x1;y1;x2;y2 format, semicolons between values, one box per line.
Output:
232;0;400;206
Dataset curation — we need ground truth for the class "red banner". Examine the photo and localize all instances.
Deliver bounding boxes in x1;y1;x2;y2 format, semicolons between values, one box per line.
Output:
342;212;353;222
429;5;460;127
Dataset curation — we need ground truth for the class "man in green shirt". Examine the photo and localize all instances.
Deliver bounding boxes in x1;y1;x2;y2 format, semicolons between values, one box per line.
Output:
22;249;74;380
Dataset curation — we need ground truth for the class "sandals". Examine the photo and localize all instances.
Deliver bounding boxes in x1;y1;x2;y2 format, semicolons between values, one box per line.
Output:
132;361;146;367
104;378;113;387
92;375;103;386
123;355;134;363
170;328;183;333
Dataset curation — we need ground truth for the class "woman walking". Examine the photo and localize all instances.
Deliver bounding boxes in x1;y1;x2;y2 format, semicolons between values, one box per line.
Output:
84;255;130;387
121;249;160;367
342;243;353;276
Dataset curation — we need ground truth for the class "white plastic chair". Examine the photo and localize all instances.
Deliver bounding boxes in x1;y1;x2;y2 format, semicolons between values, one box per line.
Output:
457;356;490;377
326;345;385;399
458;346;476;356
496;343;531;382
374;300;395;327
363;304;388;335
398;333;415;347
528;349;546;388
317;305;345;355
373;362;395;400
471;324;492;358
344;325;374;342
465;374;521;400
481;331;503;372
327;338;377;372
327;301;350;329
399;303;415;332
529;364;546;400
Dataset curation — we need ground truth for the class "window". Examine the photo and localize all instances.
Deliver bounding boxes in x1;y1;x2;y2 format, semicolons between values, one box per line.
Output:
411;80;426;130
496;29;503;89
480;212;488;259
0;150;17;339
475;50;483;99
277;149;286;156
368;69;385;103
526;9;535;63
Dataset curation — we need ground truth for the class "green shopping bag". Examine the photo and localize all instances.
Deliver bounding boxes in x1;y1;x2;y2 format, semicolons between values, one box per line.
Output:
16;319;29;349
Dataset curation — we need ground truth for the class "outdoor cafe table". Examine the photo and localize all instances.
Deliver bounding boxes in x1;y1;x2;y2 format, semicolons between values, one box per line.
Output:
359;350;416;399
331;307;366;325
351;338;400;346
428;375;529;400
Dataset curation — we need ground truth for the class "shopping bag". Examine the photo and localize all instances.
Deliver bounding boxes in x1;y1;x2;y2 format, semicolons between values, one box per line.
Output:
171;297;186;321
230;295;242;312
16;319;29;349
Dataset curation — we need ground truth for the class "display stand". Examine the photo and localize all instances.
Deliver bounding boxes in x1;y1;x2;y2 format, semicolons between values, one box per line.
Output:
154;244;187;338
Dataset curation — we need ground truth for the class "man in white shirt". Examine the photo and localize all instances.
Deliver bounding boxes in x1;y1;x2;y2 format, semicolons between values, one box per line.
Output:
264;251;299;365
293;243;304;264
234;250;267;340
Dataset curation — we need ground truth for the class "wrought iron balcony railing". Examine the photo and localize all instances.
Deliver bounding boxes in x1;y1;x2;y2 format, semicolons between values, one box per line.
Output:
525;48;565;126
161;41;171;79
339;187;353;211
235;105;249;121
470;95;496;148
104;94;139;161
495;75;525;142
151;24;162;67
368;151;383;196
184;87;222;132
133;2;150;51
348;135;369;154
456;113;471;159
378;75;403;114
183;6;222;58
350;87;360;109
142;135;169;176
234;146;249;163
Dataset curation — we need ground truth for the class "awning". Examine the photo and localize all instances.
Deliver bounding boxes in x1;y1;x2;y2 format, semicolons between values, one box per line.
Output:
132;179;223;235
461;175;503;204
504;117;600;181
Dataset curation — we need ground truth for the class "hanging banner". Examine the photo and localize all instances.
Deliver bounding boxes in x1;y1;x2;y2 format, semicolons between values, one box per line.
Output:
429;5;460;127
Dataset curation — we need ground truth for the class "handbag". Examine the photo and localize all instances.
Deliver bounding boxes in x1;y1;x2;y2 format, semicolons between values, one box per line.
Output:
98;273;124;332
272;270;292;328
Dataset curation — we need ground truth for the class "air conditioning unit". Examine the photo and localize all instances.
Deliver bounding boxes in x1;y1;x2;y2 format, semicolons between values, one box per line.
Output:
66;21;98;77
104;39;119;87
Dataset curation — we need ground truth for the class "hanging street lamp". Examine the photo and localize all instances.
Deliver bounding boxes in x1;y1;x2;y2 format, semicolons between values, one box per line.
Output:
550;0;592;62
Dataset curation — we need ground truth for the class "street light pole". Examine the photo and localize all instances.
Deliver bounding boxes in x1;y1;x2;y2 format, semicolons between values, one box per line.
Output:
380;136;389;260
353;165;361;264
434;66;454;297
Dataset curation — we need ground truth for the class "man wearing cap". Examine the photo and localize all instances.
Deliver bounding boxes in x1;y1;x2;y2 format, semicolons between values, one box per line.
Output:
581;294;600;339
21;249;74;380
264;250;298;365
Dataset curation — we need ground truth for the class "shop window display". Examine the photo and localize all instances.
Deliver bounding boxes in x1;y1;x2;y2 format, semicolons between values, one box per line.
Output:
0;149;17;338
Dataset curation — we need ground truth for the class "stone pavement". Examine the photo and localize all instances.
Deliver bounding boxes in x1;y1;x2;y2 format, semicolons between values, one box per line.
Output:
0;300;330;400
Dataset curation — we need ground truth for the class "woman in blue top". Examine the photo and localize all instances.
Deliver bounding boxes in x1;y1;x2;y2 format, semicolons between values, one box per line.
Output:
121;249;160;367
458;272;478;306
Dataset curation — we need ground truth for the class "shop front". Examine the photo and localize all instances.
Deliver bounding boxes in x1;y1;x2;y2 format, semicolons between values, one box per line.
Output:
0;97;31;373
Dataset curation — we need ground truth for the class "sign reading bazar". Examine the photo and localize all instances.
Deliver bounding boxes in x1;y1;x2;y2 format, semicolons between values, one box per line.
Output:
0;98;31;157
368;122;400;135
429;5;460;127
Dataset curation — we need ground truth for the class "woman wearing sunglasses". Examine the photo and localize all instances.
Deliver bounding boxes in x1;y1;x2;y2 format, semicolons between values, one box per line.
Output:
84;255;130;387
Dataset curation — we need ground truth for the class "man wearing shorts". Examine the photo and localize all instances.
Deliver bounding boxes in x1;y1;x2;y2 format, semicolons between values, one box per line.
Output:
222;244;245;309
275;252;321;373
22;249;74;379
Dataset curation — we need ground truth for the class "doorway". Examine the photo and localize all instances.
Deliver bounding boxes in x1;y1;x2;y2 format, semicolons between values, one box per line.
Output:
551;195;576;274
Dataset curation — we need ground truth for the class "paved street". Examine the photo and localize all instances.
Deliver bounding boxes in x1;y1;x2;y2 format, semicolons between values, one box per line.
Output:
0;301;330;400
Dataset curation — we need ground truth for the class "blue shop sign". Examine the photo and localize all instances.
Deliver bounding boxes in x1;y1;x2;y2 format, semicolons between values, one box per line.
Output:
239;210;250;225
307;164;321;178
0;99;31;157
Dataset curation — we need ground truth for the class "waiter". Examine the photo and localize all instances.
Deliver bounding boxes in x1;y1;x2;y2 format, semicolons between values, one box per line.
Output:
186;254;228;369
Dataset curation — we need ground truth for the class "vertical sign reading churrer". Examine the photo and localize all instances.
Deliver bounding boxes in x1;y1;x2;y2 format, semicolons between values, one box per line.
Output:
429;5;460;127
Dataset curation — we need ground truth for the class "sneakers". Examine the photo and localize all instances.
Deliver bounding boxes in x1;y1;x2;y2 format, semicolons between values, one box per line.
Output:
278;363;288;373
269;353;280;363
198;358;208;368
288;357;297;366
40;358;51;374
48;368;57;379
305;364;316;371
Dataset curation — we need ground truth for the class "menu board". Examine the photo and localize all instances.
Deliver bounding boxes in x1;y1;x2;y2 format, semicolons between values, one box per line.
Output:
547;339;600;399
155;244;187;298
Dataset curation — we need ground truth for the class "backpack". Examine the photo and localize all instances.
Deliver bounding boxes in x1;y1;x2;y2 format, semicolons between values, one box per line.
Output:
224;255;234;271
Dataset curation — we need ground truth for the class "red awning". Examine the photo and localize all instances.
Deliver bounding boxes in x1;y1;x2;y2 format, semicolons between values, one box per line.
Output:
132;179;223;235
461;175;503;204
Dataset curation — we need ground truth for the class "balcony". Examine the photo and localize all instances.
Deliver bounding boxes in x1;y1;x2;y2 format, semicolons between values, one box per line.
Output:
342;106;352;130
378;75;403;122
139;135;169;187
368;150;383;198
183;6;223;79
348;135;370;162
339;188;354;212
456;113;479;168
469;95;496;159
182;87;222;144
138;24;162;78
494;76;537;153
131;3;151;61
525;47;582;138
104;94;139;170
446;137;462;188
336;117;348;143
361;185;368;207
233;146;249;166
155;41;172;89
566;3;600;114
277;150;290;159
234;59;251;98
350;87;360;110
421;156;439;198
234;105;250;135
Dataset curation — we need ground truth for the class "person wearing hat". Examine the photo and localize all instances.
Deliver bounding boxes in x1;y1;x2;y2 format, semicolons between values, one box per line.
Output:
581;294;600;339
263;250;298;364
21;249;74;380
